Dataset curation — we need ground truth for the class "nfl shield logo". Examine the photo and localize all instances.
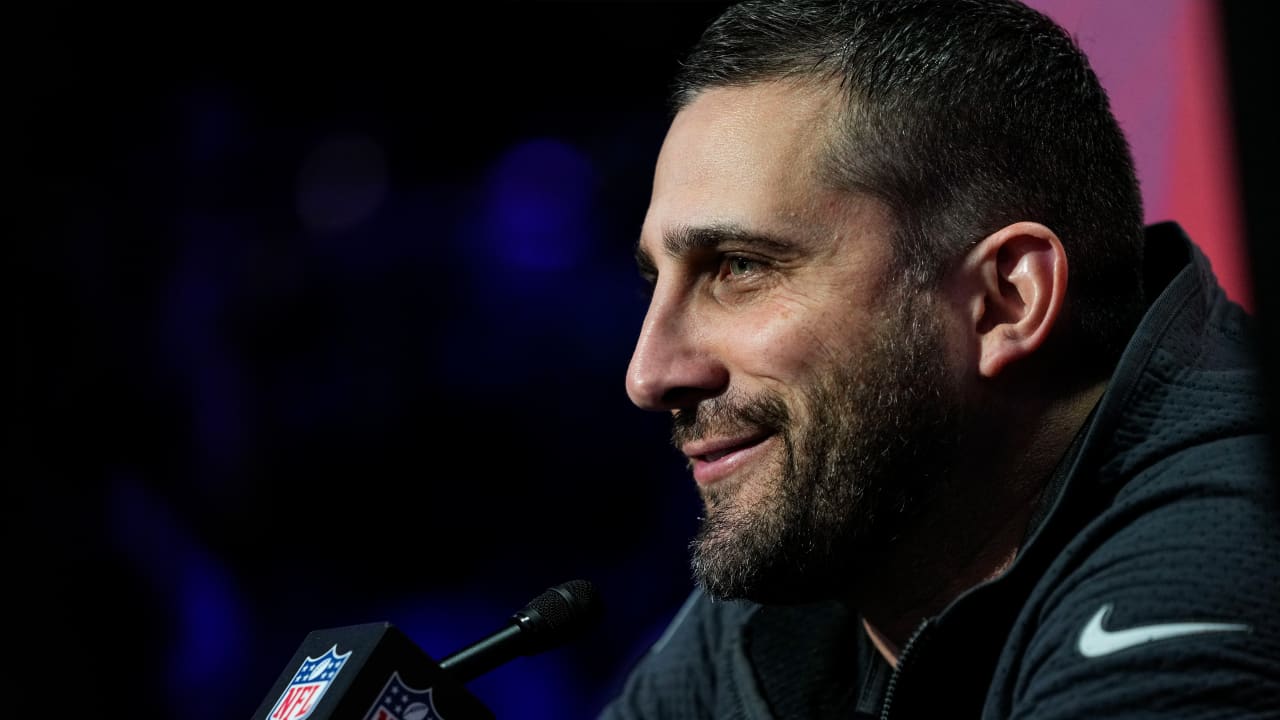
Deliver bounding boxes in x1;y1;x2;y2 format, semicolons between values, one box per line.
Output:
268;644;354;720
362;672;446;720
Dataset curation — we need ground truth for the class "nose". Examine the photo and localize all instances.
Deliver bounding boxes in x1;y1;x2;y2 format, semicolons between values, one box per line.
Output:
626;291;728;411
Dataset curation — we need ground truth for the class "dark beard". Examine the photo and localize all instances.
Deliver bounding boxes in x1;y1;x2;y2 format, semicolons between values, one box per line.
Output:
678;288;964;604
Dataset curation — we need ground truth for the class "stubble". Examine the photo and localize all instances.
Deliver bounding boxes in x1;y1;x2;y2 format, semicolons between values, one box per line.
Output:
677;288;964;604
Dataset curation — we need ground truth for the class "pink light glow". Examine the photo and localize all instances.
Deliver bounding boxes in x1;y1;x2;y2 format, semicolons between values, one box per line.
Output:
1028;0;1249;310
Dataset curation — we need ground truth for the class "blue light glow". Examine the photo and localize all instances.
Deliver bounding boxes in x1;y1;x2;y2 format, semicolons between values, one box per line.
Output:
478;138;596;273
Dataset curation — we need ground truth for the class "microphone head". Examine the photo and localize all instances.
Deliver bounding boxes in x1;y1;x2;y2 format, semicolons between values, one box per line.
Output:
513;579;602;654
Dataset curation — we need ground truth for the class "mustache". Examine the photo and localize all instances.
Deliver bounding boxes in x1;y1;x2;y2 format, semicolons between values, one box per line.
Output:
670;390;790;448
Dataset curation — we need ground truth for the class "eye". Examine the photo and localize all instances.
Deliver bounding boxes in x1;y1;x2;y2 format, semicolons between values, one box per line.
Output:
637;270;657;297
635;259;658;298
725;255;760;277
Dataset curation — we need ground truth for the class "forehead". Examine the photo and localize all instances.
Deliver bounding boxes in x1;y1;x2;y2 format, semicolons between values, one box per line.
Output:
653;82;837;212
643;81;891;263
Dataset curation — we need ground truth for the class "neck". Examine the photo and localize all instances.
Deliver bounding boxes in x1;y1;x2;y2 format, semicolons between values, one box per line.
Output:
858;379;1105;665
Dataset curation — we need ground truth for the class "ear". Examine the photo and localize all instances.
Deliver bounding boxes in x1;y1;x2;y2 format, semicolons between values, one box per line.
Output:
955;222;1067;378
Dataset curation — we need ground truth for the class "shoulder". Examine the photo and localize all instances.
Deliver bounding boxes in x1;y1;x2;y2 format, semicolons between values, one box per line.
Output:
991;436;1280;718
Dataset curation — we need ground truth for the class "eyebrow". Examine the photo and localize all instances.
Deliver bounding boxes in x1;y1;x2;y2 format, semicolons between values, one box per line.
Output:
634;222;799;272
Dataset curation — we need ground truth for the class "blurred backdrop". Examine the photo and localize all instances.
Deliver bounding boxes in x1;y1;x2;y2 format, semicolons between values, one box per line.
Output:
10;2;1275;718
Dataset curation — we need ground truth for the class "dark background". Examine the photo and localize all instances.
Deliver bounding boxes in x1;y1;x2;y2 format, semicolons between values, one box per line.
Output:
8;2;1275;719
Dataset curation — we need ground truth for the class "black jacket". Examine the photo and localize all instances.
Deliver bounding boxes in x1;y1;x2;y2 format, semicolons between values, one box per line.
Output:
599;222;1280;719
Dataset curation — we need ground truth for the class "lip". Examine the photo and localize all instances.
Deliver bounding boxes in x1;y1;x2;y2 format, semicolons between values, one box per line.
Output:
683;432;776;486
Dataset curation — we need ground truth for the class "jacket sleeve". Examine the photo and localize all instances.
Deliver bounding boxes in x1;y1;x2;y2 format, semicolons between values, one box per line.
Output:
1001;437;1280;719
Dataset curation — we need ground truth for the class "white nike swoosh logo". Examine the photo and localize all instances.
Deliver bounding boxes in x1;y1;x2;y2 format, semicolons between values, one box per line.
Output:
1077;603;1250;658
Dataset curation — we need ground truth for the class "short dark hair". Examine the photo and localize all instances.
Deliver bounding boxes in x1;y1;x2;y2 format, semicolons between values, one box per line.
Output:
672;0;1146;379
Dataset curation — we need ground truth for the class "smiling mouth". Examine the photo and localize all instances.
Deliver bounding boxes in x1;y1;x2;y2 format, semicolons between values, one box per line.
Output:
686;433;776;486
701;447;736;462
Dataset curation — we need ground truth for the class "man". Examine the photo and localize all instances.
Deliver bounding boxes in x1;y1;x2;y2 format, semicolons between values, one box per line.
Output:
600;1;1280;718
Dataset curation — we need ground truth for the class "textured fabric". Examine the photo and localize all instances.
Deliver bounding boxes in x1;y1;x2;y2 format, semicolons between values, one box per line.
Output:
597;223;1280;719
600;589;765;719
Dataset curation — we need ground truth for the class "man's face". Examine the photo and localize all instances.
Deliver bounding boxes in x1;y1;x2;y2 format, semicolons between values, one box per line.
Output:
627;82;964;603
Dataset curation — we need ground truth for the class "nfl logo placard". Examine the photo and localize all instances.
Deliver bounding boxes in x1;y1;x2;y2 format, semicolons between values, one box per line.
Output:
268;644;354;720
362;672;445;720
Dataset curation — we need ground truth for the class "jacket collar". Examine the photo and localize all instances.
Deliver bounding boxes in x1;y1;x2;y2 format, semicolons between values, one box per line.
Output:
735;222;1211;718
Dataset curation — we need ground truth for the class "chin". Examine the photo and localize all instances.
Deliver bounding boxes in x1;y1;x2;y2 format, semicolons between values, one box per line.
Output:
691;518;864;605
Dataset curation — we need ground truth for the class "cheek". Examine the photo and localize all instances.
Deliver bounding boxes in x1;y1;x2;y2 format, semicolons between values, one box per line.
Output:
722;300;867;383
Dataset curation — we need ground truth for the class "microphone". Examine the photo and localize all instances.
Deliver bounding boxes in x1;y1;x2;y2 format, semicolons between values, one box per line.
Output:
252;579;602;720
439;578;602;684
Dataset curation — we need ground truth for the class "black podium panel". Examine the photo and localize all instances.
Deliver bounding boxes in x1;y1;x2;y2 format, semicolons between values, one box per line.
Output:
252;622;495;720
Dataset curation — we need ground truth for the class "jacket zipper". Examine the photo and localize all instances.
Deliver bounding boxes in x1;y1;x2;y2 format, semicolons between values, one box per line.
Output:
879;619;932;720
